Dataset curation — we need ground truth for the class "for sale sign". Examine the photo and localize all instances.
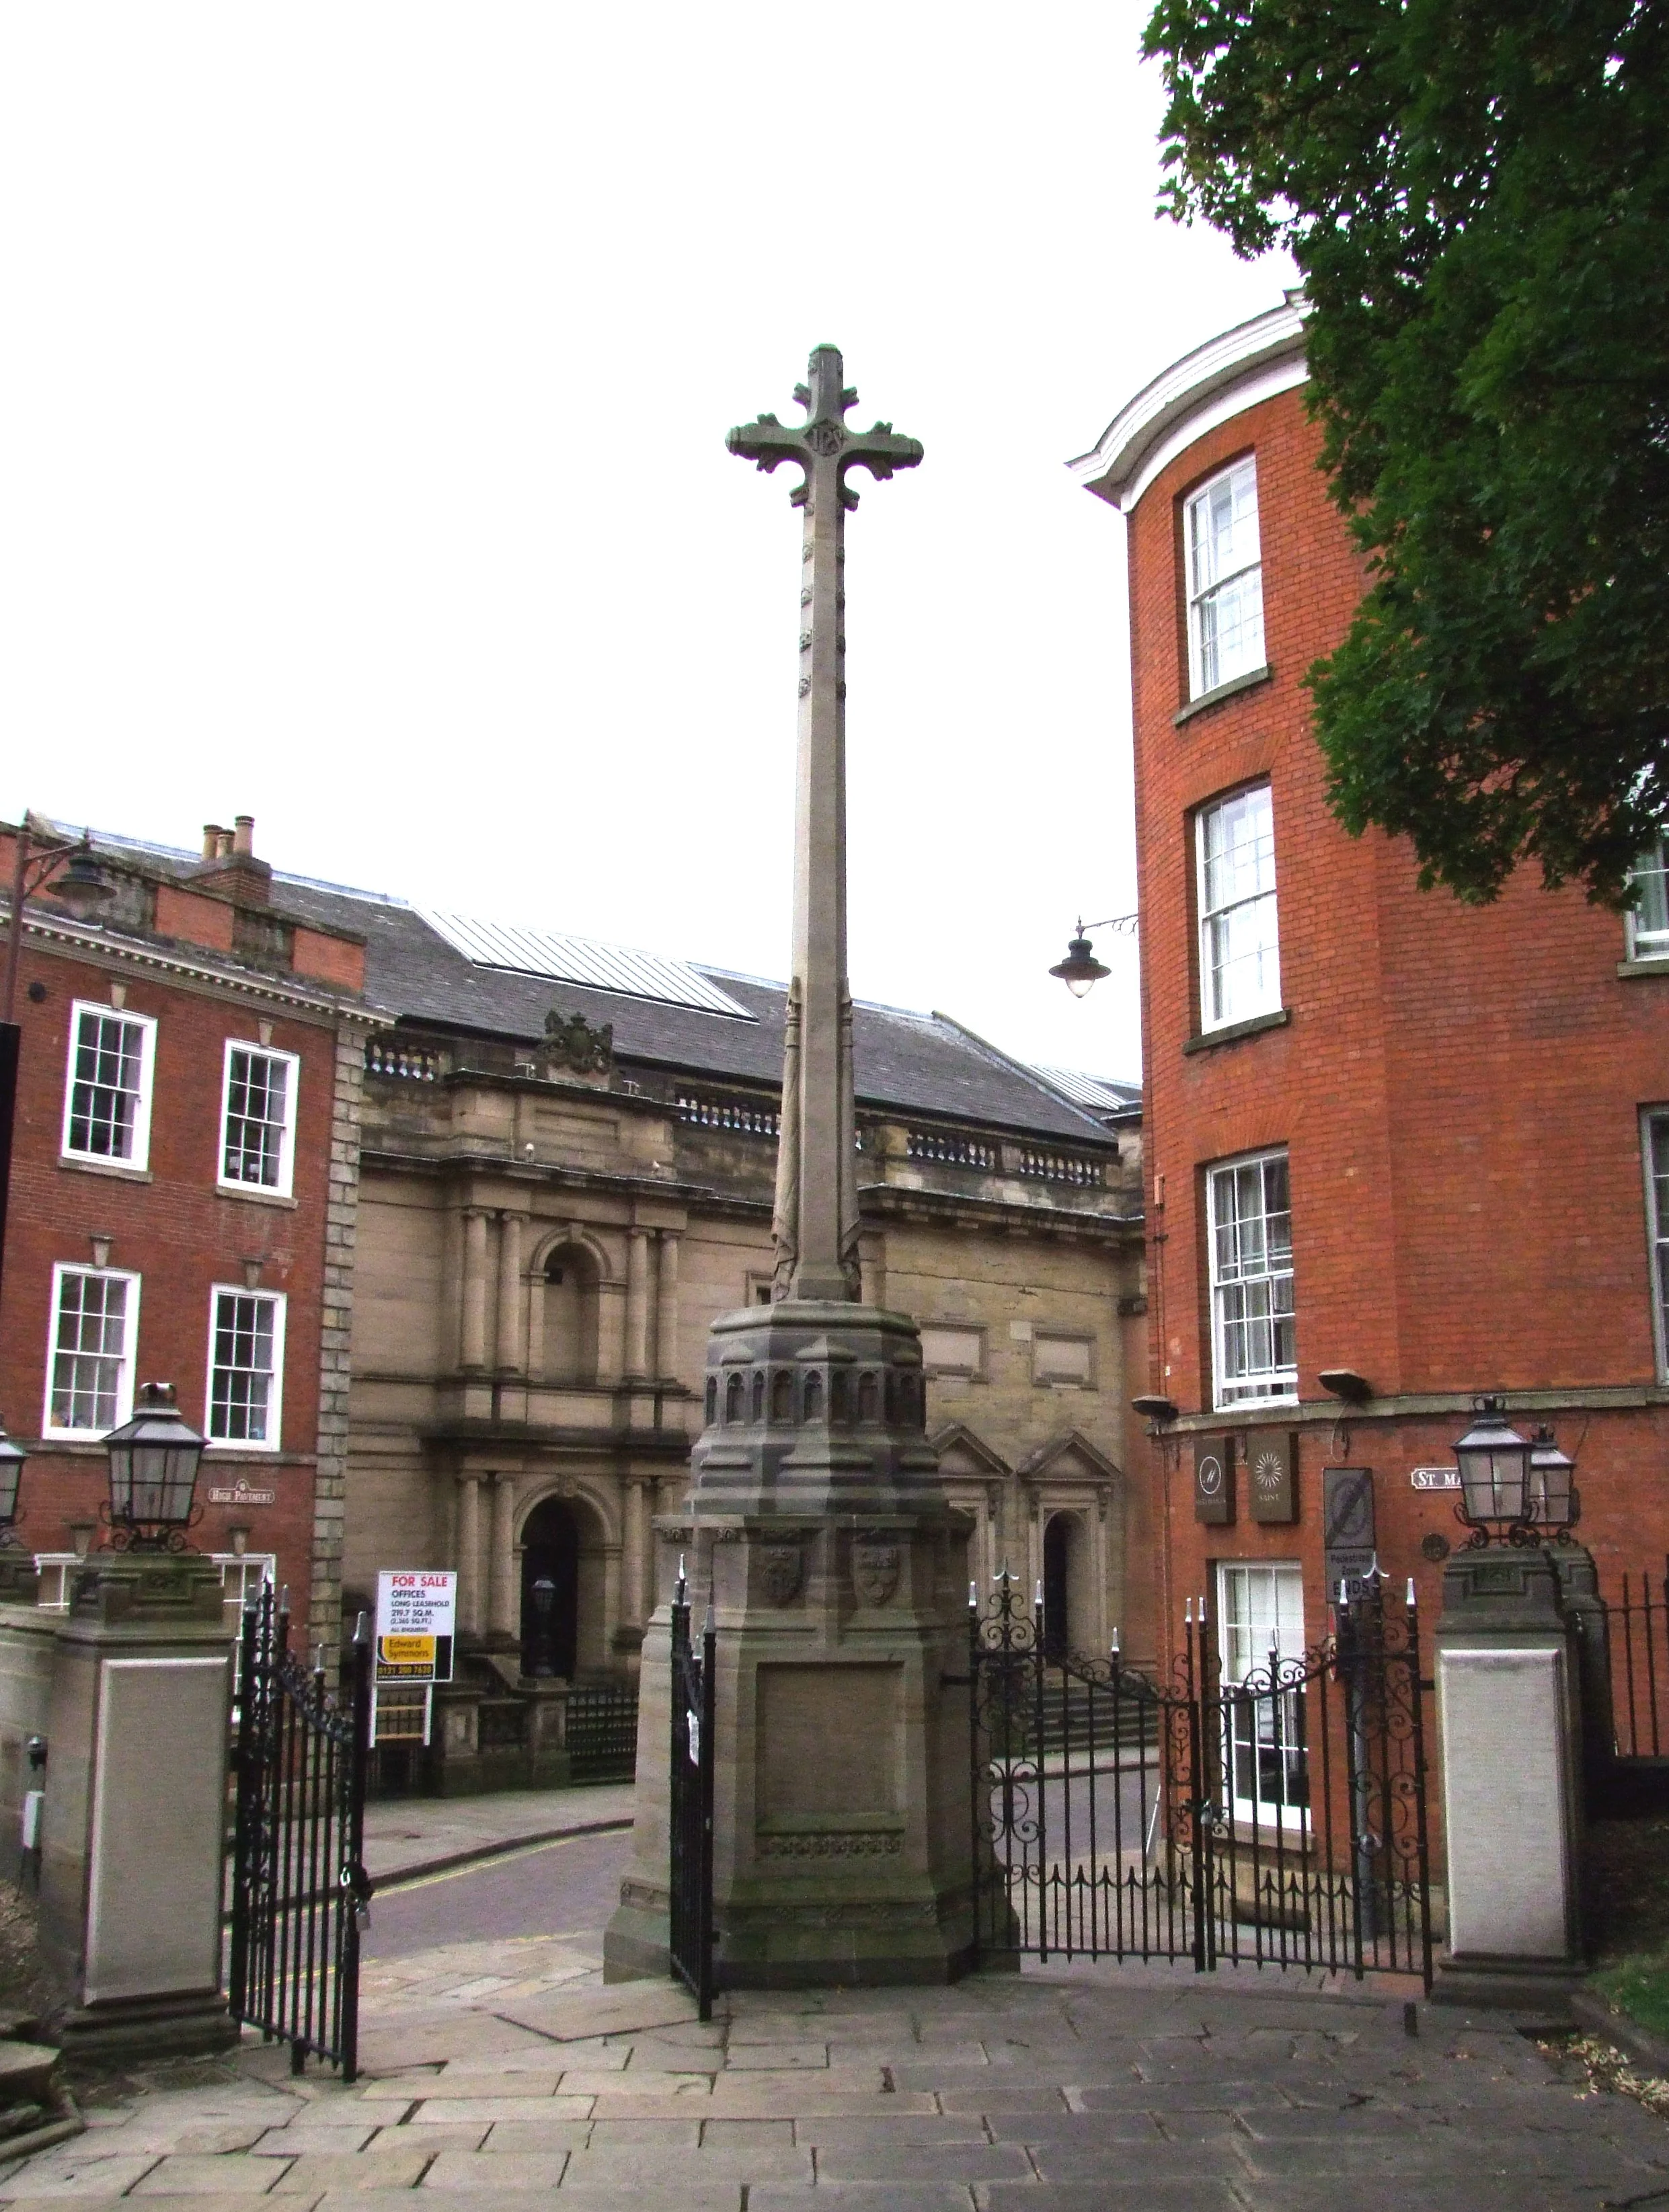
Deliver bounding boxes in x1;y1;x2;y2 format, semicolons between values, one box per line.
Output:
375;1571;457;1684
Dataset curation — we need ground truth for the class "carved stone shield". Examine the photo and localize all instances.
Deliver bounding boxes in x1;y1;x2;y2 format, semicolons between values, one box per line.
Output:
853;1540;900;1608
760;1545;803;1606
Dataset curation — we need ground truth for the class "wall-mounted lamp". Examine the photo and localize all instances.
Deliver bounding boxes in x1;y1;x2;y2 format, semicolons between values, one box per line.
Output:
1132;1394;1178;1425
1318;1368;1374;1405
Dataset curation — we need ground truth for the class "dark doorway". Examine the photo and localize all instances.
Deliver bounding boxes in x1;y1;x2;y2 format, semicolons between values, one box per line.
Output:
1042;1513;1070;1661
520;1497;580;1679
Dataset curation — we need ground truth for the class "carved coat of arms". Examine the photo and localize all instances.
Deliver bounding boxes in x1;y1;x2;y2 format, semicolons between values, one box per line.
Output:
543;1009;613;1076
852;1540;900;1608
759;1545;803;1606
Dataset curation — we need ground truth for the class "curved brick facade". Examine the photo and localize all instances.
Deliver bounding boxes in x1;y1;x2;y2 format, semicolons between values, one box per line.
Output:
1081;315;1669;1656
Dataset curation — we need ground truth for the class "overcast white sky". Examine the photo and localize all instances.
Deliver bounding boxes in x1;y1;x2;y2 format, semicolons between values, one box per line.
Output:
1;4;1294;1084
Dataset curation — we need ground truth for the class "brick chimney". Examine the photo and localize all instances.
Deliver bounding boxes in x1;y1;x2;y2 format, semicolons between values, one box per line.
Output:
194;813;272;905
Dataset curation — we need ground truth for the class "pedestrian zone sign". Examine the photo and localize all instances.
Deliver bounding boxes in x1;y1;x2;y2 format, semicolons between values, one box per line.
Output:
375;1571;457;1684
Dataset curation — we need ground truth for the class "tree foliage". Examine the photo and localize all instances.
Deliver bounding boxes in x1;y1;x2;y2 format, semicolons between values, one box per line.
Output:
1142;0;1669;905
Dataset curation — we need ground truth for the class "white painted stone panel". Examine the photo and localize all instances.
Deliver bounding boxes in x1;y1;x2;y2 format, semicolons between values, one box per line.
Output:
85;1655;229;2003
1438;1645;1569;1958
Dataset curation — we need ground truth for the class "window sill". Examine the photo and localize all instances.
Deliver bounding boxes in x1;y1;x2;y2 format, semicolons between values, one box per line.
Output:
1183;1009;1291;1056
1213;1396;1300;1417
204;1443;282;1457
215;1182;299;1209
57;1155;151;1183
1173;664;1274;726
1619;956;1669;979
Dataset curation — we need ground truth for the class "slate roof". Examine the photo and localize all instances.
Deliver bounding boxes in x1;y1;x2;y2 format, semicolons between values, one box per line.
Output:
67;824;1130;1148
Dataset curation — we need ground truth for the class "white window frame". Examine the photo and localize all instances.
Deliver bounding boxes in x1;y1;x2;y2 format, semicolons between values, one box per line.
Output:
217;1039;300;1197
1217;1561;1308;1830
1208;1148;1298;1409
42;1263;141;1440
33;1554;81;1611
1185;457;1266;699
204;1286;287;1453
1627;834;1669;962
59;1002;157;1171
1645;1109;1669;1383
1196;784;1282;1031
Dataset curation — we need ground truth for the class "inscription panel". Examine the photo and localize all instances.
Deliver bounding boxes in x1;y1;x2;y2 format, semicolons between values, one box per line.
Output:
758;1662;899;1822
85;1655;230;2004
1439;1646;1570;1959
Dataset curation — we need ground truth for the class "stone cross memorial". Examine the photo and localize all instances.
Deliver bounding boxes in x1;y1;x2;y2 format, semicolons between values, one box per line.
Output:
606;348;976;1987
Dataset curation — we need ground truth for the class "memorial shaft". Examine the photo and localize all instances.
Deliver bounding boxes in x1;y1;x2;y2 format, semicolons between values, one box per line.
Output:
727;346;922;1301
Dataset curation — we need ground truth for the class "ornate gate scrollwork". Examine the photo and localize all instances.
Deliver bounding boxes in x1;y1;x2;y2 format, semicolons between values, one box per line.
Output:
968;1571;1433;1989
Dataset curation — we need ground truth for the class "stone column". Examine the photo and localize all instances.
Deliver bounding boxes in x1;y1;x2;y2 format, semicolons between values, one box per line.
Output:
461;1210;490;1372
456;1473;483;1637
625;1228;650;1382
602;1540;622;1660
496;1212;525;1374
622;1476;648;1631
654;1232;681;1383
1093;1489;1111;1652
488;1473;518;1643
526;1262;547;1383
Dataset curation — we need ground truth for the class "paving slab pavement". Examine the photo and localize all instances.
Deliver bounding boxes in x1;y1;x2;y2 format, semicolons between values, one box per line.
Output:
359;1784;635;1887
9;1872;1669;2207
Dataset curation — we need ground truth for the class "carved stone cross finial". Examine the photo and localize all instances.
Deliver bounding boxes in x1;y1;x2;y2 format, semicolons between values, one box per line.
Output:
728;342;923;511
727;347;922;1303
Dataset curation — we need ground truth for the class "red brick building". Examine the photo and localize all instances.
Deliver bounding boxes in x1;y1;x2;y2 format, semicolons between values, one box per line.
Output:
0;814;383;1643
1071;299;1669;1705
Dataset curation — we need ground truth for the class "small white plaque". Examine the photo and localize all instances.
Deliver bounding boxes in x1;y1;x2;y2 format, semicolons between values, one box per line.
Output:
1411;1466;1461;1491
1034;1333;1091;1384
920;1327;982;1376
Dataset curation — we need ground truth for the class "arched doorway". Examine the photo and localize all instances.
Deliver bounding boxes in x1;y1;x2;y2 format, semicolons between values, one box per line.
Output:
520;1497;579;1679
1043;1513;1071;1660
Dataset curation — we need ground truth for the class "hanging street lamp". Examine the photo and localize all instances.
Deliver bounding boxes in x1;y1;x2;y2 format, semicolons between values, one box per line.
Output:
3;824;114;1023
1048;912;1137;998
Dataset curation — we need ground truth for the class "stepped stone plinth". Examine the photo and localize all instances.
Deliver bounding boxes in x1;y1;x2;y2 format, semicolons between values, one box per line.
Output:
604;1300;976;1987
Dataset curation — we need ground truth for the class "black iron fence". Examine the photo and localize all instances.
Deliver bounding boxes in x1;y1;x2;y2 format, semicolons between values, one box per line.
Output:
1584;1559;1669;1759
970;1573;1434;1989
568;1680;640;1780
229;1587;373;2080
668;1571;715;2018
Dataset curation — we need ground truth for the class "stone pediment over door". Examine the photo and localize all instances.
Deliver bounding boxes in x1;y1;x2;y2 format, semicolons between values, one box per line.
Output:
929;1423;1011;1483
1015;1429;1123;1489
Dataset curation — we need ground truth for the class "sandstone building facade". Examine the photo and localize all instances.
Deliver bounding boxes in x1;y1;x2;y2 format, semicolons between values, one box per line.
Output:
247;883;1152;1723
1071;299;1669;1688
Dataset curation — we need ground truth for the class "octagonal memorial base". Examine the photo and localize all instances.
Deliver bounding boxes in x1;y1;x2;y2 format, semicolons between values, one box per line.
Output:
604;1302;977;1989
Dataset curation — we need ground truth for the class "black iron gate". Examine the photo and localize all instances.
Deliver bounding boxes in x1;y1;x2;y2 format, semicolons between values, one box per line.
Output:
970;1571;1434;1990
229;1587;374;2079
668;1565;715;2019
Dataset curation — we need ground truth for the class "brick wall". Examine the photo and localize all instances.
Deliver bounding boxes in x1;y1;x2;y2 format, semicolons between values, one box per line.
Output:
0;932;350;1622
1124;380;1669;1653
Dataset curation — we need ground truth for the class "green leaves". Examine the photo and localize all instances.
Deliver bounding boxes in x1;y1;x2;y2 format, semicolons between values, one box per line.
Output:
1146;0;1669;904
